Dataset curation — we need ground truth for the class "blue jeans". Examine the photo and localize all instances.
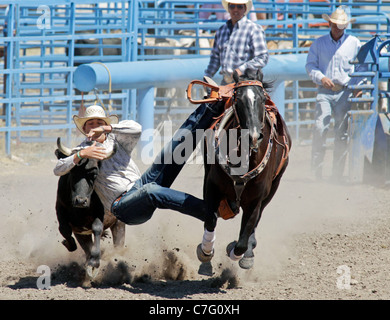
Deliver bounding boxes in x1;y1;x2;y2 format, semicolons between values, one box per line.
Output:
112;102;221;225
311;88;352;177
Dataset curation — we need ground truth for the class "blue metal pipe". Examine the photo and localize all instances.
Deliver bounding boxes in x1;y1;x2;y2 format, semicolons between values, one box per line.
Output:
73;54;311;92
74;58;214;91
137;86;155;151
73;54;311;140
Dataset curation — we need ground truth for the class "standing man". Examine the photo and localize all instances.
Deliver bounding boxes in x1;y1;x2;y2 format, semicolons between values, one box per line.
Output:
305;7;363;181
204;0;269;84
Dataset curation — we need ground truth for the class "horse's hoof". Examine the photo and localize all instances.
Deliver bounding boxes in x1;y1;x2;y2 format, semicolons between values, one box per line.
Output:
226;241;237;256
196;244;214;263
226;241;244;261
198;261;213;276
86;265;99;279
239;256;254;269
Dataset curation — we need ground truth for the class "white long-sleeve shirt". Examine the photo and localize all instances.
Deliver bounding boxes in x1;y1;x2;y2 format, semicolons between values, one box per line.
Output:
305;32;363;88
53;120;142;213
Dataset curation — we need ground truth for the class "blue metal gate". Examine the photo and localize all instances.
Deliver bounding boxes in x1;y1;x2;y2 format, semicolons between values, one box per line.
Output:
0;1;138;155
2;0;390;159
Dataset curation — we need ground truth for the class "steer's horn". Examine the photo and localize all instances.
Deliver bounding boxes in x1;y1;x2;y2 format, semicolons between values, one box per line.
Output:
56;137;72;157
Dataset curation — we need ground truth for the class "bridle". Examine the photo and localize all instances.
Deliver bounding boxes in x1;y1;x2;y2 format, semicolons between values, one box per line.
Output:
186;78;287;214
214;81;277;212
231;80;266;131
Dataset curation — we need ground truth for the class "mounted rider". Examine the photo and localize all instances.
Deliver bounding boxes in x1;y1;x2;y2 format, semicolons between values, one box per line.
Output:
204;0;269;85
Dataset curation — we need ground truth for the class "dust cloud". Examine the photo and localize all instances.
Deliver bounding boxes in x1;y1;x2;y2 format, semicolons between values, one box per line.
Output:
0;141;388;295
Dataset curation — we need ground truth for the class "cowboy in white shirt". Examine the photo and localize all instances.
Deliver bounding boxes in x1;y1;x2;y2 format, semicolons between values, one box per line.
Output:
306;7;364;181
54;101;225;225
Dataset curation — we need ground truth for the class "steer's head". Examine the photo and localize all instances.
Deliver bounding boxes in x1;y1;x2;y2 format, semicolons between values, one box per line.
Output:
56;137;116;208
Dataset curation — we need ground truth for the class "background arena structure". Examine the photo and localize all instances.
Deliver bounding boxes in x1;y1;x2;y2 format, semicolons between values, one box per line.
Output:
1;1;390;183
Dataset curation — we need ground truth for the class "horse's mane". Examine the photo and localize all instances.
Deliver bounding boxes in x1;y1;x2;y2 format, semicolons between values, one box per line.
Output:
233;69;273;91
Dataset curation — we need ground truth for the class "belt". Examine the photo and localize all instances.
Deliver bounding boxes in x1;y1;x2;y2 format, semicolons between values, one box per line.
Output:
331;84;347;92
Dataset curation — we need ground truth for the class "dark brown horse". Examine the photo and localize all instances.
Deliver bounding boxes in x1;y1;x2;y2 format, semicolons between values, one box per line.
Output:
196;69;292;273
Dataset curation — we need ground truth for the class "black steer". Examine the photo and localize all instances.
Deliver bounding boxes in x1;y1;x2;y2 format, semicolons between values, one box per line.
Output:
55;138;125;278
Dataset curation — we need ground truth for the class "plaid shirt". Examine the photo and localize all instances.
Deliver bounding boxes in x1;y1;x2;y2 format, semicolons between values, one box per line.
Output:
205;17;269;78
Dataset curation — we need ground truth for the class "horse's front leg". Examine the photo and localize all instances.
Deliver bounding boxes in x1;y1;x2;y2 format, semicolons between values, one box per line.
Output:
196;182;219;275
227;201;261;265
197;215;218;260
239;231;257;269
197;212;218;276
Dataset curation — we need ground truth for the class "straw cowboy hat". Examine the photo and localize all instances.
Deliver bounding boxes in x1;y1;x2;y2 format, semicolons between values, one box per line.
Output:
222;0;253;16
73;104;118;135
322;7;356;27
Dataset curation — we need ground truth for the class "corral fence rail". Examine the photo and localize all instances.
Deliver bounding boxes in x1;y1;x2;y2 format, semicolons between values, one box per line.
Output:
0;0;389;156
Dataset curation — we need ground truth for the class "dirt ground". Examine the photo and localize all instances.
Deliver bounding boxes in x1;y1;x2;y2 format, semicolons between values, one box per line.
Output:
1;139;390;302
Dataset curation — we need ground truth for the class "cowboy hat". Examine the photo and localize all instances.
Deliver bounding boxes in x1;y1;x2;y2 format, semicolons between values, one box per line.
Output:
73;104;118;135
322;7;356;28
222;0;253;16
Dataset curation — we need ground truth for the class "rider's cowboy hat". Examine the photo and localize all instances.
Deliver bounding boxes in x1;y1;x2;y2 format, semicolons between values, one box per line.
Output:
73;104;118;135
322;7;355;28
222;0;253;16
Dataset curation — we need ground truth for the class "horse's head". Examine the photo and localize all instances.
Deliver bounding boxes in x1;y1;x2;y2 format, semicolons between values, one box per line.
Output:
56;138;116;208
232;69;271;152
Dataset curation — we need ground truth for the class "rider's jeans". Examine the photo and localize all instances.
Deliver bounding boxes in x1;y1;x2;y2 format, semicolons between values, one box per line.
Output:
112;102;220;225
311;87;351;177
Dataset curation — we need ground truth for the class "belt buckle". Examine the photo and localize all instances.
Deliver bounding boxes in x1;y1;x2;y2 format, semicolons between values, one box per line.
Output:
331;84;344;92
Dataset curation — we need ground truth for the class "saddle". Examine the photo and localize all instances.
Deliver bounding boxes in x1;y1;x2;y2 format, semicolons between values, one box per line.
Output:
186;77;290;220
